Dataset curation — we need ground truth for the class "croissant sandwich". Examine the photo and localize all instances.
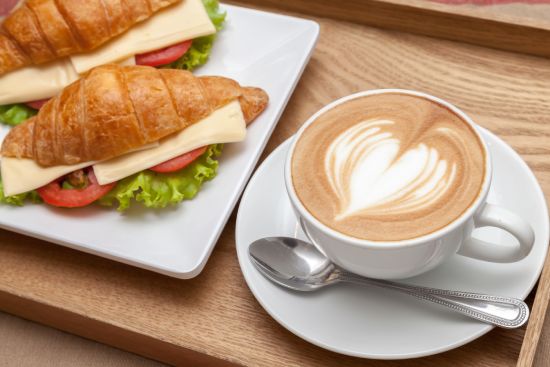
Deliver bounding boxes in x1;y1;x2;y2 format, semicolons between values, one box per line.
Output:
0;64;269;210
0;0;180;74
0;0;224;121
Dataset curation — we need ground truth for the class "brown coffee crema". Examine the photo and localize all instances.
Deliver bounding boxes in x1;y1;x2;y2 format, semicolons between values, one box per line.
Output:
291;93;486;241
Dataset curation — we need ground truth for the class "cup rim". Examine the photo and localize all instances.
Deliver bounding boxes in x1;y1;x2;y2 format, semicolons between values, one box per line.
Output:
284;89;492;249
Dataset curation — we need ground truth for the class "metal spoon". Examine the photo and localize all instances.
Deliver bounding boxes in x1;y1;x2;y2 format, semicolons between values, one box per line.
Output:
248;237;529;329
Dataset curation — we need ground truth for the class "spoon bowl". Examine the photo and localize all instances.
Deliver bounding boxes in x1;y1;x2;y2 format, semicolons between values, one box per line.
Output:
248;237;337;291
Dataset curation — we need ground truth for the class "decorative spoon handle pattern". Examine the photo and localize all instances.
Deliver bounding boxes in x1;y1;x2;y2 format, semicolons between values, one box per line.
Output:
339;271;529;329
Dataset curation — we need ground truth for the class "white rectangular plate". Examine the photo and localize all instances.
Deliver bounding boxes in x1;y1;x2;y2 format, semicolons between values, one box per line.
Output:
0;5;319;278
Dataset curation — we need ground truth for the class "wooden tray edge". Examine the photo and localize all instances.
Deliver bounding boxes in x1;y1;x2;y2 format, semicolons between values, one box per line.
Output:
229;0;550;59
0;290;239;367
518;249;550;367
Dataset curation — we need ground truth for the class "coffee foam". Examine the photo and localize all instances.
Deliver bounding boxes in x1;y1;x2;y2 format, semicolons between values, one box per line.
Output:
291;93;486;241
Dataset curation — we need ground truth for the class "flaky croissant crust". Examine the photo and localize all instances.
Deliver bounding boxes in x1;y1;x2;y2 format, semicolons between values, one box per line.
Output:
0;0;179;75
1;64;269;166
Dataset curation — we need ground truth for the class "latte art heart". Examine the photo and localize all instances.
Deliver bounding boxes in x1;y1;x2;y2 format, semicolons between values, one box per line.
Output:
325;120;458;219
291;93;485;241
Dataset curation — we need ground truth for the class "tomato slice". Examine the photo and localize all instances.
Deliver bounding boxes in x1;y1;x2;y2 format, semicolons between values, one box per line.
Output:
135;40;192;67
26;98;50;110
37;169;116;208
149;146;207;173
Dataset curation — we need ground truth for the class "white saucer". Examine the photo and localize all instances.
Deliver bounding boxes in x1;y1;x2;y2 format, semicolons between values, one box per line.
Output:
235;127;549;359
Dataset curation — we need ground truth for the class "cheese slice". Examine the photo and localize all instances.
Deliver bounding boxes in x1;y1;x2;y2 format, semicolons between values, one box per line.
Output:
1;158;95;197
0;59;78;105
0;57;136;105
1;101;246;195
1;141;158;196
94;101;246;185
70;0;216;74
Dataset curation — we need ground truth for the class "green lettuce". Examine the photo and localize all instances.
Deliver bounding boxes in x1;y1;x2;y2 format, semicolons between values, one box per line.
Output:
164;0;226;71
0;180;41;206
99;144;222;211
0;104;37;126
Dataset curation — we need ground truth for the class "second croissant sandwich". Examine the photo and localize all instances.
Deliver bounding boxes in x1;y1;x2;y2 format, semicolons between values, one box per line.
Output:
0;0;180;74
0;64;268;210
0;0;225;125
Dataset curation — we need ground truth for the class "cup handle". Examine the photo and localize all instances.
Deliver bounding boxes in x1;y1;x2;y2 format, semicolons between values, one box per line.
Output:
457;203;535;263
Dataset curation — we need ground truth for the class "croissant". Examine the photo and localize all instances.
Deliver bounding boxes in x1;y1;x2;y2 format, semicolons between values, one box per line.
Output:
1;64;269;166
0;0;180;75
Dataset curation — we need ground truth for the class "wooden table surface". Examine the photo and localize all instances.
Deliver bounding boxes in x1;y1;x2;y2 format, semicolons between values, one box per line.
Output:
0;312;164;366
0;3;549;367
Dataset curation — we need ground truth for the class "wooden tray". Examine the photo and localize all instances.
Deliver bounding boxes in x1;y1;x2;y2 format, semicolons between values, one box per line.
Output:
0;1;549;366
251;0;550;58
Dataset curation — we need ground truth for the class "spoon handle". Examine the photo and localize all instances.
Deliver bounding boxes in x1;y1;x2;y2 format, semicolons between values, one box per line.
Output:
339;272;529;329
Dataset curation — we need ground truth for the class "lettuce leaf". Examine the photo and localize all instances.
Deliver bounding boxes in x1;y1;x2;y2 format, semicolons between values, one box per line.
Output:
99;144;222;211
204;0;226;30
164;0;226;71
0;104;37;126
0;180;41;206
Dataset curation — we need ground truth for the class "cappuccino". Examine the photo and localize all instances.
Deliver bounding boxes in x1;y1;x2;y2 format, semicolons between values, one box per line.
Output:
291;93;486;241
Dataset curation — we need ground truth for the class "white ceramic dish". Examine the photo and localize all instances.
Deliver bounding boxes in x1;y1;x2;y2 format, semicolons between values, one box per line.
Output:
0;5;319;278
236;128;549;359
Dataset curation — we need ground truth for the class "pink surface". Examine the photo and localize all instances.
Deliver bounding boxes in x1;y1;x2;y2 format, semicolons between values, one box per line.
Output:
431;0;550;4
0;0;20;16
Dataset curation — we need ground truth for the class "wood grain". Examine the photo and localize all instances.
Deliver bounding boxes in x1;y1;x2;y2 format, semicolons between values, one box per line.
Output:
232;0;550;59
0;4;549;367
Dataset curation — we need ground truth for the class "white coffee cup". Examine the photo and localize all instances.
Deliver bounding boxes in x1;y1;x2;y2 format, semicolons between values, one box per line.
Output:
284;89;535;279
